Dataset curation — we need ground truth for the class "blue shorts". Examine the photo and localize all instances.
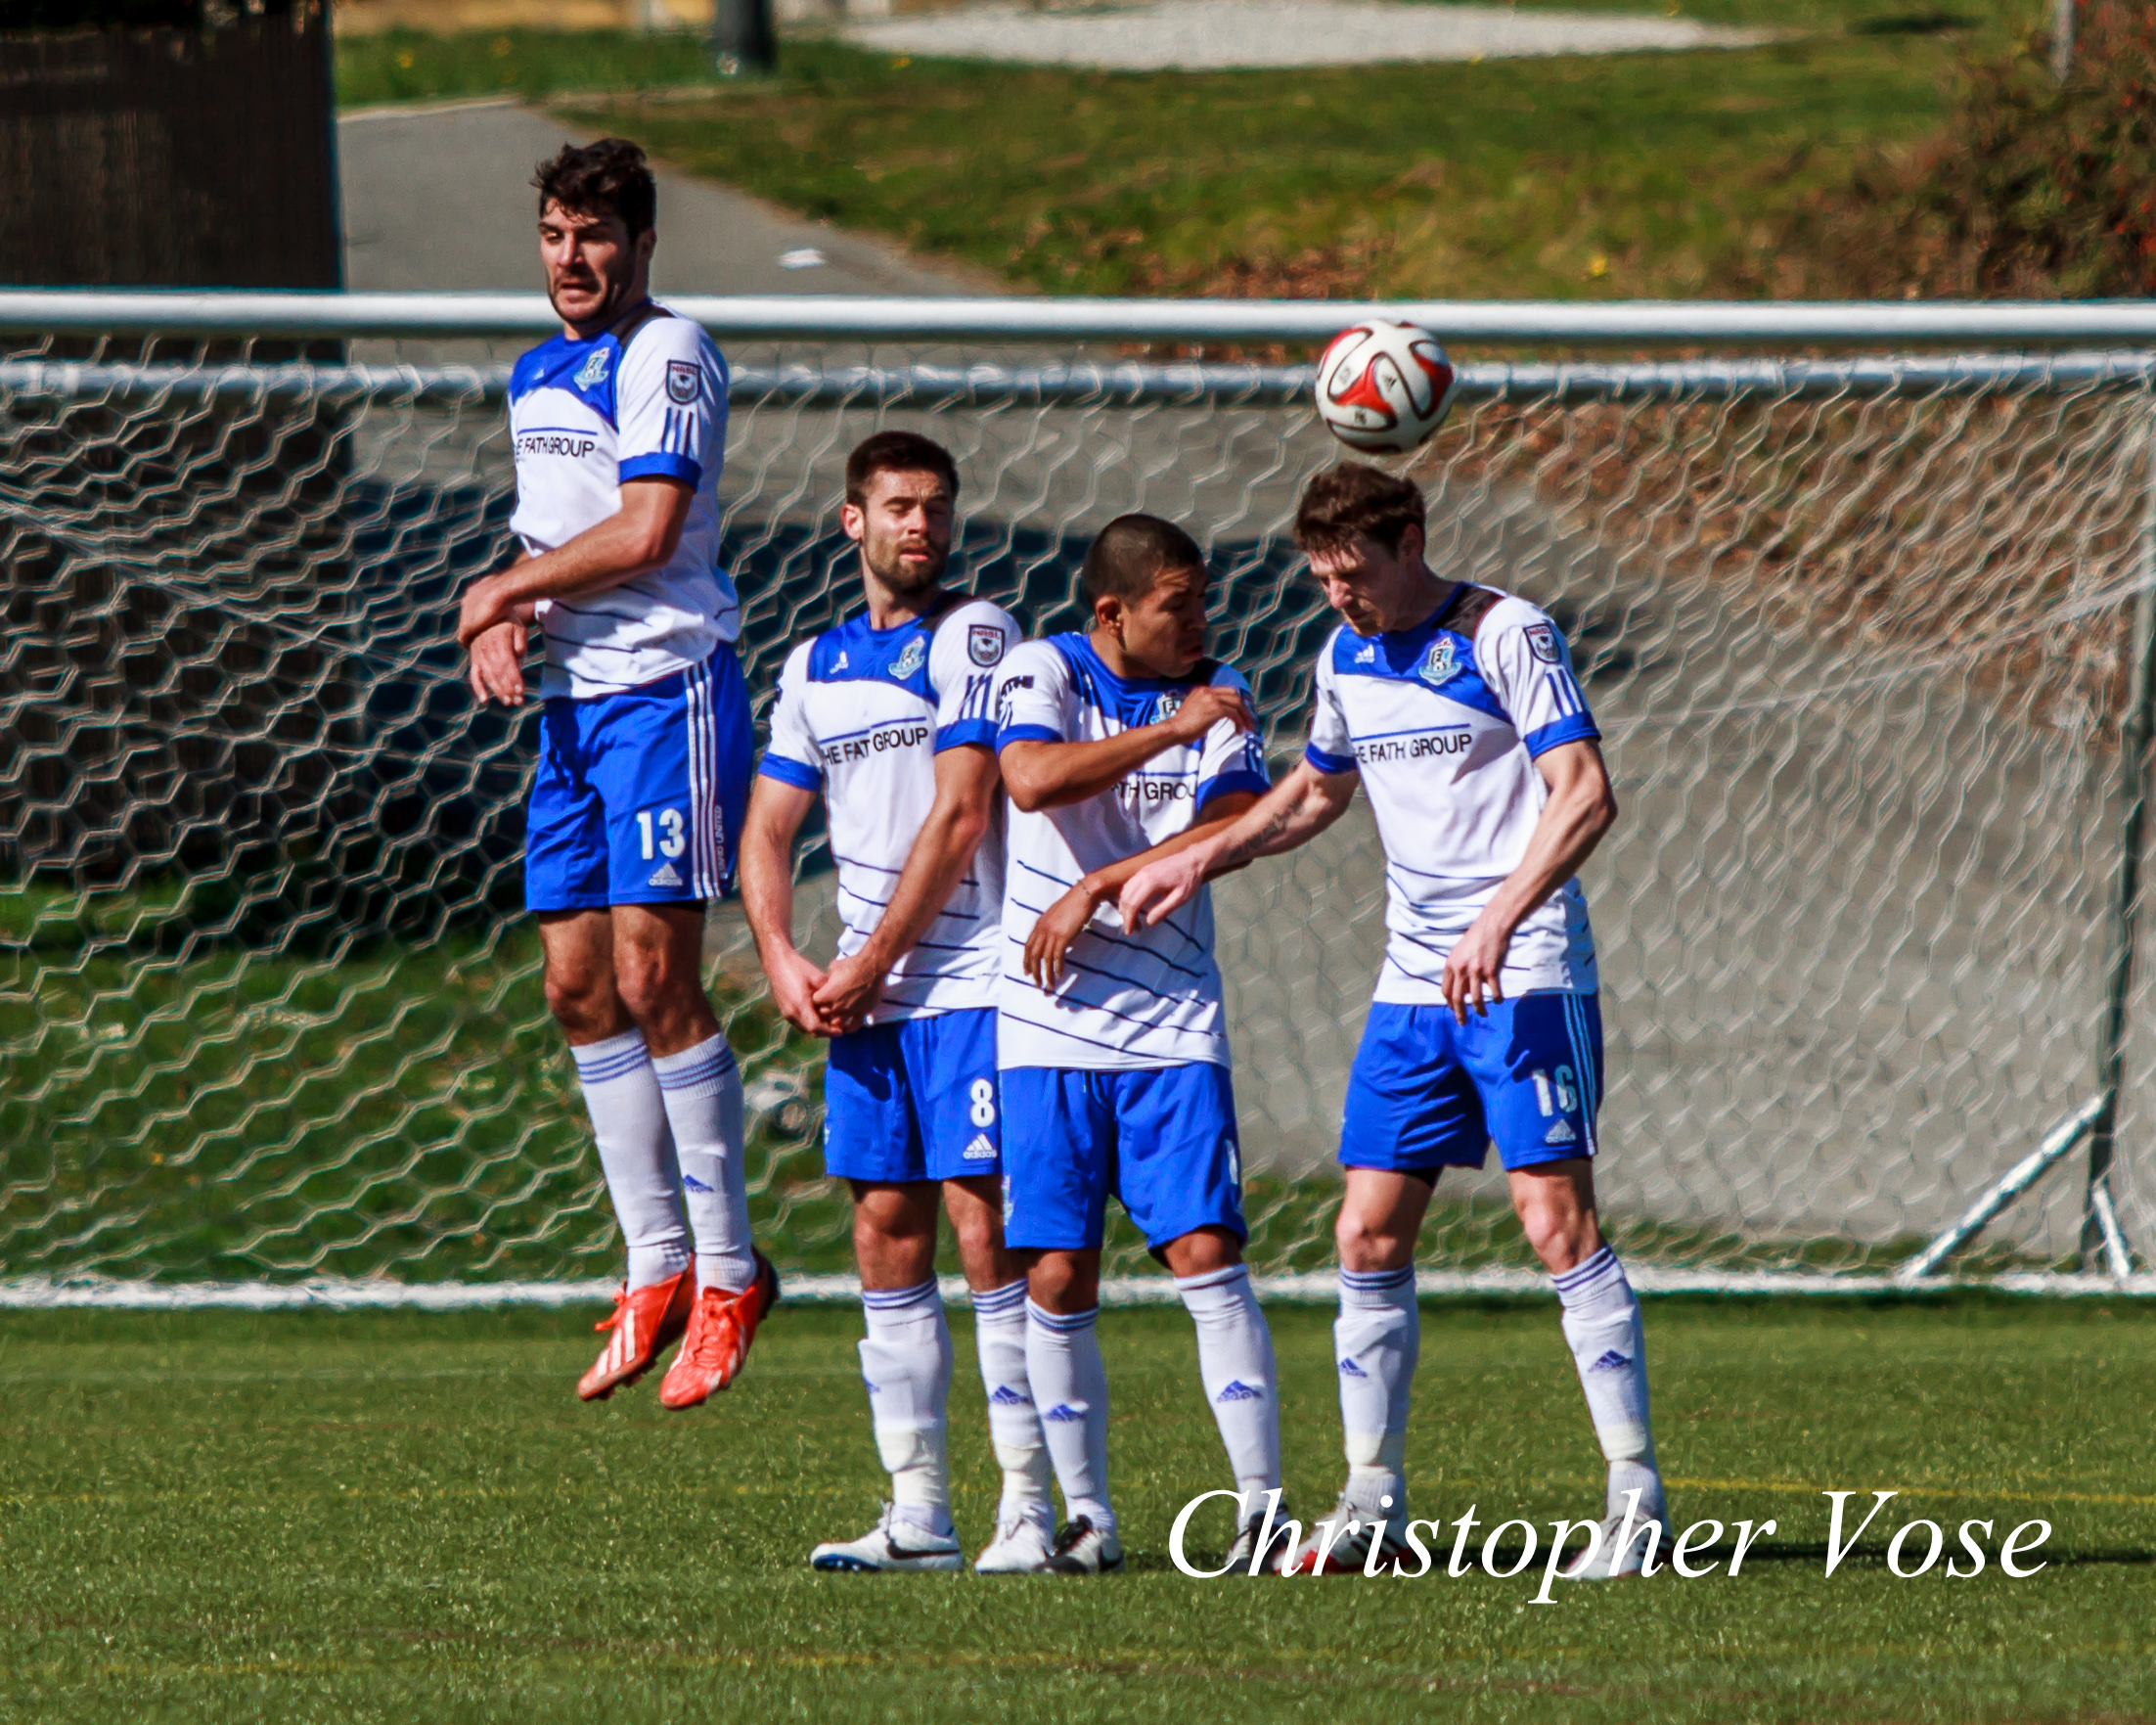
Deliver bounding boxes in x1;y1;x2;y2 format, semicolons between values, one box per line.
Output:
1340;993;1602;1174
824;1009;1004;1184
524;647;752;913
1001;1063;1246;1252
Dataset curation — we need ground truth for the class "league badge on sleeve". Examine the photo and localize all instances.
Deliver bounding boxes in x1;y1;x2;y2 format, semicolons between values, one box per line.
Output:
665;360;700;404
1525;623;1563;664
968;623;1007;667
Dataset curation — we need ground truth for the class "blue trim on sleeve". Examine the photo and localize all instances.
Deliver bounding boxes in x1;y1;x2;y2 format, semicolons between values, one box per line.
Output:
935;718;999;752
618;451;700;485
1194;769;1270;815
756;753;823;791
1524;715;1600;758
997;723;1062;750
1304;743;1360;776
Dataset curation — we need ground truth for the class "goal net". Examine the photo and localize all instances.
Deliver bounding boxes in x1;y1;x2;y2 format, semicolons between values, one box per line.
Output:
3;327;2152;1293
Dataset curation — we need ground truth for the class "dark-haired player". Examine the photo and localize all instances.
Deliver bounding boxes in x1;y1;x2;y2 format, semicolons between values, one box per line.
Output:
1121;463;1668;1579
991;515;1283;1574
458;138;775;1410
740;431;1053;1575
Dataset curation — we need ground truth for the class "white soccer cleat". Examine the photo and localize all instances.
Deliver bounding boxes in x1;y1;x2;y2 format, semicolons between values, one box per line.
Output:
1562;1505;1670;1581
1225;1505;1294;1576
809;1503;964;1573
1044;1516;1125;1574
973;1510;1056;1574
1280;1492;1413;1575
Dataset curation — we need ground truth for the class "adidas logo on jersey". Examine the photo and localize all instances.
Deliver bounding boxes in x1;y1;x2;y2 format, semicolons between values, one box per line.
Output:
833;650;849;671
1337;1357;1369;1378
1544;1117;1577;1146
1215;1380;1265;1404
648;861;684;888
1044;1403;1086;1423
962;1133;996;1160
1589;1349;1634;1373
988;1385;1033;1407
1354;642;1377;663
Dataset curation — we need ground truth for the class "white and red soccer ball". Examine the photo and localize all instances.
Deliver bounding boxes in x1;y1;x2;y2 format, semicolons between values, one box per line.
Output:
1313;319;1458;454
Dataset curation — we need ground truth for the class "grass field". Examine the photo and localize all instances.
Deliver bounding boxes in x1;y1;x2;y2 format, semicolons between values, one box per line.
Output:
339;3;2041;301
1;1297;2149;1722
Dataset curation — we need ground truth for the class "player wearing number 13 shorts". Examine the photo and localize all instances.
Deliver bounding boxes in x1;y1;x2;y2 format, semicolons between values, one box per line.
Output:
459;140;772;1413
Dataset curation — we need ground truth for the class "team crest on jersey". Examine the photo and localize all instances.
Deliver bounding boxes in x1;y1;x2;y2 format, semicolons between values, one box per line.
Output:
1415;637;1459;687
967;624;1006;667
890;637;927;680
1152;690;1185;724
1525;622;1562;664
665;359;699;404
573;346;612;390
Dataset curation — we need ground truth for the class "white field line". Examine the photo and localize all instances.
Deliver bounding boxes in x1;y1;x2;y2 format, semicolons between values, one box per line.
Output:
3;1270;2152;1310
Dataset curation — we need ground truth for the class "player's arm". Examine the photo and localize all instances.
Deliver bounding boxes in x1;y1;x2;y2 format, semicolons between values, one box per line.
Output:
466;547;540;707
812;744;1001;1031
1441;738;1616;1023
999;682;1254;811
1120;758;1360;931
458;478;694;647
1024;791;1259;990
740;776;835;1038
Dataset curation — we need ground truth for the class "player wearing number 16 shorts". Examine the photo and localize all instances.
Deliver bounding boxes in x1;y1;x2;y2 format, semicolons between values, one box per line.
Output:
740;432;1054;1574
1120;465;1671;1581
458;139;774;1409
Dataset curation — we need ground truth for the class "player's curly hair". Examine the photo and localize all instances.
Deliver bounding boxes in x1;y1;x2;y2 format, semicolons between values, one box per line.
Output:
1081;514;1205;607
532;138;657;241
1293;462;1428;556
844;431;961;506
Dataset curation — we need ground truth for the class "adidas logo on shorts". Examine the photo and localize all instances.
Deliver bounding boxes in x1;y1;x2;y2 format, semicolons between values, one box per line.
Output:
962;1133;996;1160
648;861;684;888
1215;1380;1265;1404
1545;1117;1577;1146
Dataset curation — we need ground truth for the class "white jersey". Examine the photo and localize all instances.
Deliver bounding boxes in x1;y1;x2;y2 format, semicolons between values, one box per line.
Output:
995;633;1271;1070
760;598;1021;1023
1305;583;1601;1002
508;303;740;699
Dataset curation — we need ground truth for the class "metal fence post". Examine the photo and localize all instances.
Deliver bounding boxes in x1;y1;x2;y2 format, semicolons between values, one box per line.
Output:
2082;407;2156;1273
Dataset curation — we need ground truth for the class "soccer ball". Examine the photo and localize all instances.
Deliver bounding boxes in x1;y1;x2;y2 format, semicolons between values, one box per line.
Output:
1313;320;1458;454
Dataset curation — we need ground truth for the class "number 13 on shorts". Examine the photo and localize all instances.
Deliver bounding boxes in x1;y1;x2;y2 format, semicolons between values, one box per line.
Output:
636;806;688;860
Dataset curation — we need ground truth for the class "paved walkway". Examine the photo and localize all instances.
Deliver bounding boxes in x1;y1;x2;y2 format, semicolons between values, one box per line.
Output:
843;0;1772;71
337;98;980;358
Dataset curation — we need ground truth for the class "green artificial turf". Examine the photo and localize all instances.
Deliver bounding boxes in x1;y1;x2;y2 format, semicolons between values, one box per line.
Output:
1;1297;2149;1721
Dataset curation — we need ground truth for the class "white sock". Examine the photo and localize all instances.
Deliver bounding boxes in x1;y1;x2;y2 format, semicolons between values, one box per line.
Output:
1025;1299;1114;1536
571;1030;690;1290
1335;1265;1418;1517
1176;1264;1281;1499
650;1034;756;1294
1553;1245;1665;1520
972;1279;1054;1531
860;1278;954;1540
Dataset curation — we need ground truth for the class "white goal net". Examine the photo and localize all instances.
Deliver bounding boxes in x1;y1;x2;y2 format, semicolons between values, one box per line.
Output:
3;316;2153;1293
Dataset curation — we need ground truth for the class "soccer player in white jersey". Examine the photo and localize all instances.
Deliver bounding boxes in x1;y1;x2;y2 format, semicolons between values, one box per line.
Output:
1121;464;1670;1579
459;140;775;1411
994;515;1285;1575
739;432;1055;1574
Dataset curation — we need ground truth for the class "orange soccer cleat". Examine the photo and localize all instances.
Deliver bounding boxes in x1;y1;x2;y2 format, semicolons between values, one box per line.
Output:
577;1270;696;1401
658;1250;782;1410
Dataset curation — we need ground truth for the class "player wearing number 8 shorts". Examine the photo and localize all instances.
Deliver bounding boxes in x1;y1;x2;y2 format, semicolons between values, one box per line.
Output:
459;139;774;1411
740;432;1055;1573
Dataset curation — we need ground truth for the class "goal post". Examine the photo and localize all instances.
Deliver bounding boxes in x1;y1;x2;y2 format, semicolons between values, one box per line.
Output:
3;293;2154;1299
